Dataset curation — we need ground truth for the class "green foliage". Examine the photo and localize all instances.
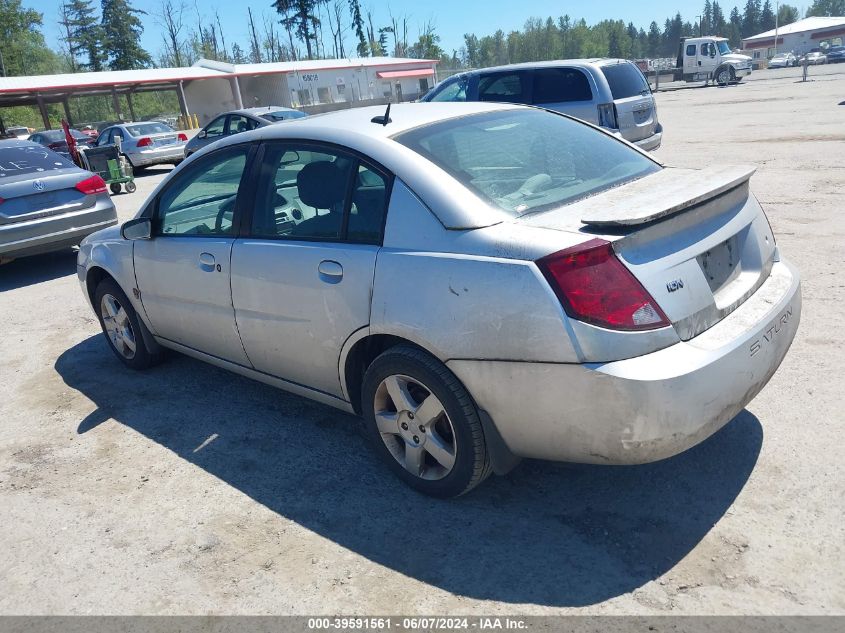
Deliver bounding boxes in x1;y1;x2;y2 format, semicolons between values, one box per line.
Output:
348;0;368;57
805;0;845;16
274;0;321;59
100;0;152;69
62;0;107;71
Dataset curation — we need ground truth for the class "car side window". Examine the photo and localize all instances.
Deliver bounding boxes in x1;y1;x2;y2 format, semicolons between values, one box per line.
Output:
205;116;226;138
227;115;253;135
532;68;592;103
428;77;467;102
478;71;530;103
155;147;249;237
251;144;389;244
686;44;696;56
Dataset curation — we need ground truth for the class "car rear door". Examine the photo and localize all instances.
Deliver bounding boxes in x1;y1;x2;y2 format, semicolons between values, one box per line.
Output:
230;141;391;397
599;61;658;144
530;66;597;124
133;143;255;365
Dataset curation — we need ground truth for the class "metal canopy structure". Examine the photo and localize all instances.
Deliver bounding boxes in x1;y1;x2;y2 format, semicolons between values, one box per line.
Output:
0;57;438;130
0;67;227;129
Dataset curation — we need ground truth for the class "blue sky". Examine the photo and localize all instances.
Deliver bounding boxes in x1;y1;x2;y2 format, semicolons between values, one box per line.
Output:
28;0;801;63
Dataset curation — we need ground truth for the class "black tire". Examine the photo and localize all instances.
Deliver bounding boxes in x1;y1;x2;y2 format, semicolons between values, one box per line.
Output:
93;278;162;370
109;182;121;195
125;181;137;193
361;345;491;498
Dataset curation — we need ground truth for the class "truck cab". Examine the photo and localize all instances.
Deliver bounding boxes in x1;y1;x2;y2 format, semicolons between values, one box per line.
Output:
678;37;753;84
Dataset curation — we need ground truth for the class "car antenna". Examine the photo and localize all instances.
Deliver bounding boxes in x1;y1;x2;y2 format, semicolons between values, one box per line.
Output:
371;101;391;126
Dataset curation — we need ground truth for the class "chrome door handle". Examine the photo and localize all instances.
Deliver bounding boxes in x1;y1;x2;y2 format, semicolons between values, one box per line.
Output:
318;260;343;284
199;252;216;272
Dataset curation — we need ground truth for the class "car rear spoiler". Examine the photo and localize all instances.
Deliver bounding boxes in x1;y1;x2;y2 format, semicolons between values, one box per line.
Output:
577;164;756;227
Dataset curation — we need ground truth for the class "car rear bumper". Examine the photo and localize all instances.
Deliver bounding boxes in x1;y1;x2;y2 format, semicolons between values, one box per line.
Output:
448;258;800;465
127;145;186;166
632;123;663;151
0;199;117;258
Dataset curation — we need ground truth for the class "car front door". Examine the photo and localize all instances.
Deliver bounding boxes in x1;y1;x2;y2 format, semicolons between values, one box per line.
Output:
133;144;254;365
231;142;391;397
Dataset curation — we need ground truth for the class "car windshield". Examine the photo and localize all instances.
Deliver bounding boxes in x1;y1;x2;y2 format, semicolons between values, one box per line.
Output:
260;110;307;122
0;144;74;176
395;109;661;216
125;122;173;136
717;41;732;55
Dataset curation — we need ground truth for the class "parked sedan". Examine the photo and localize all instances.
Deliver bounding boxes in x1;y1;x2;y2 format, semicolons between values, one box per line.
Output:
803;51;827;65
184;106;307;157
826;46;845;63
28;128;95;161
768;52;797;68
78;103;800;497
0;140;116;263
95;121;187;171
6;126;32;140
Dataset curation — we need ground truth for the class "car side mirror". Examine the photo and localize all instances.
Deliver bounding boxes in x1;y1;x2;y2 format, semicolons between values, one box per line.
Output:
197;129;207;139
121;217;152;240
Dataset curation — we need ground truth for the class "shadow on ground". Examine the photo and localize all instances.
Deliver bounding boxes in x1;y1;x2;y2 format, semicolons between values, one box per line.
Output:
56;335;763;607
0;250;78;292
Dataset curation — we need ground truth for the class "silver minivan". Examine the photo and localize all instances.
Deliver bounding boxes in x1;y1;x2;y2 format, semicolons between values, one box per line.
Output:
421;59;663;151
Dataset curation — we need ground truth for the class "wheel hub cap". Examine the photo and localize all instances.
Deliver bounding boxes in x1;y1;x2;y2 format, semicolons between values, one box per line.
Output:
374;374;457;481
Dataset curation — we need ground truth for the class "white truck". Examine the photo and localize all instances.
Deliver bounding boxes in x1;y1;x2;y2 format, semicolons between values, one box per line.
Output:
670;36;753;85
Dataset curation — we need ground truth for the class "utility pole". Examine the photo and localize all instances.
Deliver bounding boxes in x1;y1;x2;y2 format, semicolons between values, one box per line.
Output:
773;1;780;58
696;15;702;36
0;48;6;77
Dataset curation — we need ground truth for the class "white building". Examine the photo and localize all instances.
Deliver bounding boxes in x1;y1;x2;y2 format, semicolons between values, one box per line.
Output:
185;57;439;124
742;16;845;65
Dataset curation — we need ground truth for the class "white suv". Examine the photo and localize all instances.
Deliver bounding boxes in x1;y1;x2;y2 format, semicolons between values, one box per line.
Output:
422;59;663;151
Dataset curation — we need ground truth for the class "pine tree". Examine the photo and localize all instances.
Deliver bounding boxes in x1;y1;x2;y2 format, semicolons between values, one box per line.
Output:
100;0;151;69
349;0;368;57
760;0;776;32
63;0;106;72
273;0;320;60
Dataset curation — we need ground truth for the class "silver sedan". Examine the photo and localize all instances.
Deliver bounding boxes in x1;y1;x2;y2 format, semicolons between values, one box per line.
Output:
77;102;801;497
1;140;116;263
95;121;187;171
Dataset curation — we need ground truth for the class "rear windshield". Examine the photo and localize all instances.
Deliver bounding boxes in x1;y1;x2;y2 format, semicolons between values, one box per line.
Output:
600;62;650;99
126;122;173;136
395;109;660;216
41;129;87;141
0;144;74;176
260;110;307;122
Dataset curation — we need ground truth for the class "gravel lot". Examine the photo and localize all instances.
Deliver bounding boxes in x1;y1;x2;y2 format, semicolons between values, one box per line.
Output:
1;64;843;615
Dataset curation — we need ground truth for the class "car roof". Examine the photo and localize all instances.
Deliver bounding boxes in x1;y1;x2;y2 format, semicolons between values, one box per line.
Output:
453;58;629;77
233;106;303;116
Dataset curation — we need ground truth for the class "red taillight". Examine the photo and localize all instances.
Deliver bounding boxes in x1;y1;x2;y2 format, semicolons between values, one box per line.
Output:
177;133;188;141
597;102;618;129
136;137;153;147
75;174;107;195
537;238;669;331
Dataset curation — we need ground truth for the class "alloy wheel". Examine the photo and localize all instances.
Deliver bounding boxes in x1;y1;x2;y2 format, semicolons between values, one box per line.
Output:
373;374;457;480
100;293;137;359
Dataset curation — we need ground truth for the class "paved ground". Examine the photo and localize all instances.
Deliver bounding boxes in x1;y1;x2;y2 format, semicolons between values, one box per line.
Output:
0;65;843;615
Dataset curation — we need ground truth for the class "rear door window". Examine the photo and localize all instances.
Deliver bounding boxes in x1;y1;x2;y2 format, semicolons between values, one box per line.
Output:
0;145;73;176
478;71;531;103
532;68;592;103
686;44;696;56
600;63;651;99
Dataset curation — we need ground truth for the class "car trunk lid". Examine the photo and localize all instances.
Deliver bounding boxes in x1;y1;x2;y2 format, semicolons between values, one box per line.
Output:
520;164;777;341
0;170;92;225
